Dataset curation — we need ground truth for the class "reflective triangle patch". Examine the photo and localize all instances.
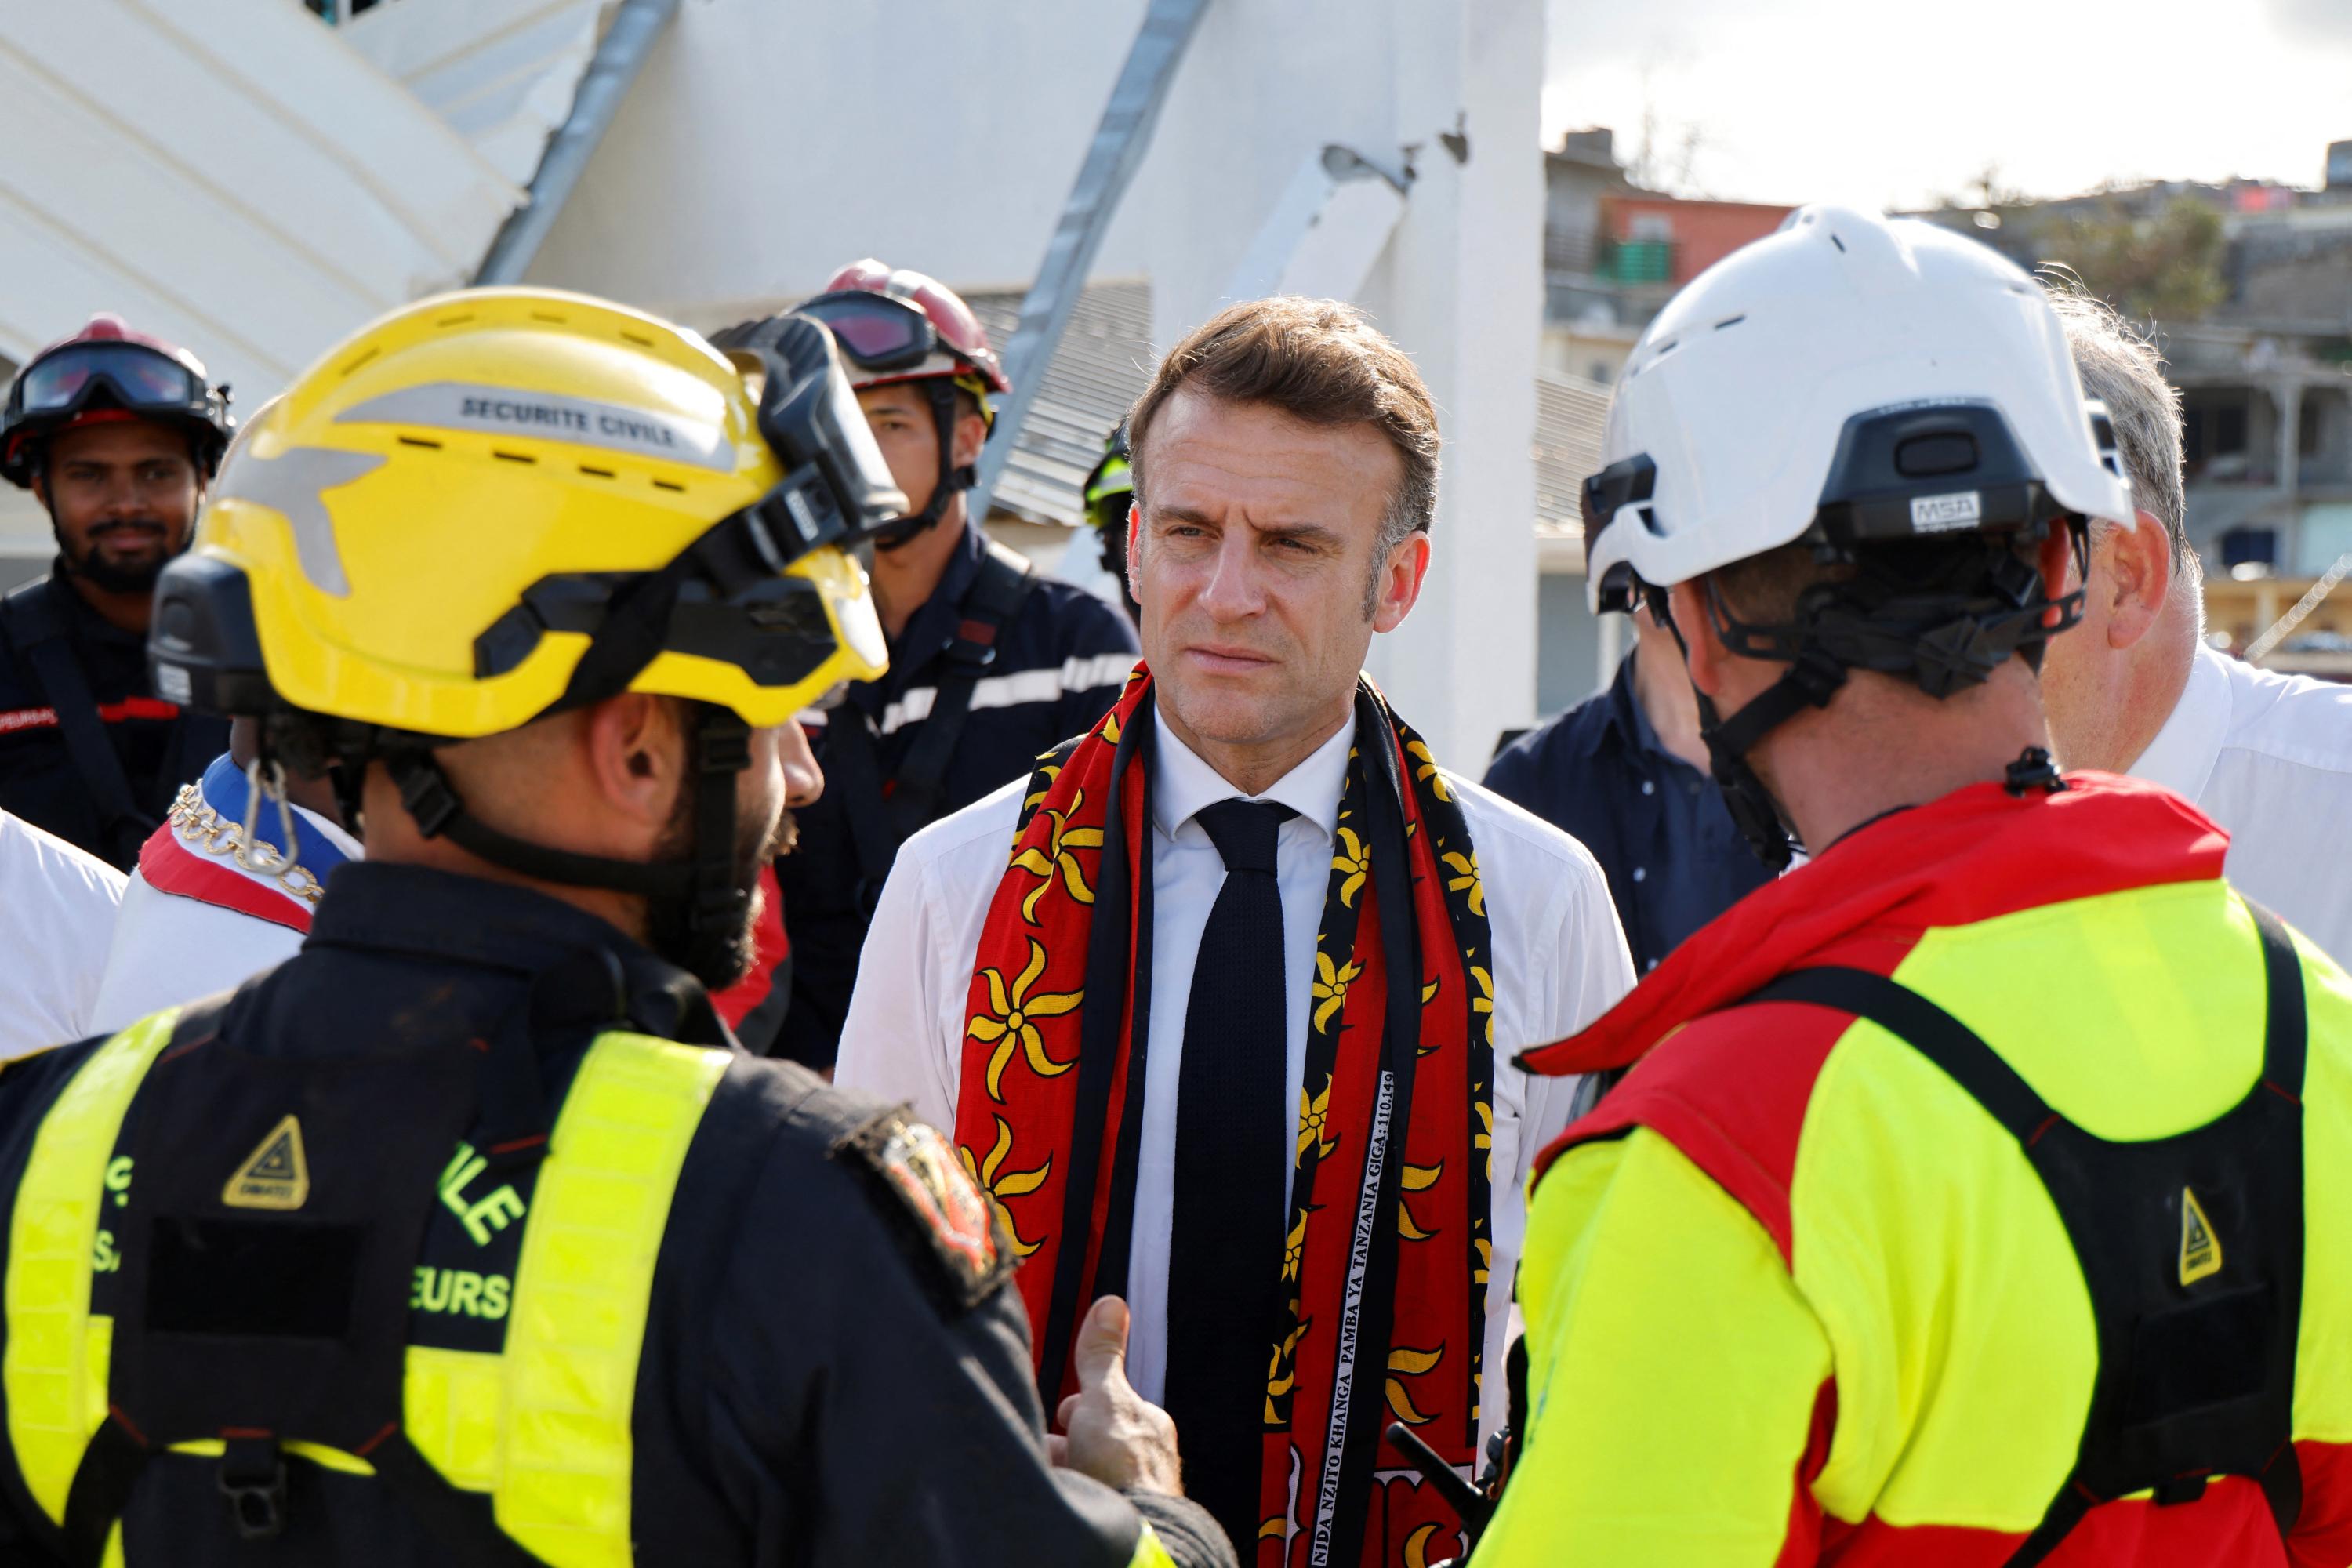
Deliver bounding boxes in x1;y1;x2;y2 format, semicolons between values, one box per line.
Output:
2180;1185;2222;1287
223;1114;310;1211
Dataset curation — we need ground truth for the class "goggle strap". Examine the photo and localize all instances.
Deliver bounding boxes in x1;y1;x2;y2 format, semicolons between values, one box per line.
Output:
514;475;839;714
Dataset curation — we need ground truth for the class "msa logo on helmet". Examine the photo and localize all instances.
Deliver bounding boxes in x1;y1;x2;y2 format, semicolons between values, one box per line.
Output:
1909;490;1984;534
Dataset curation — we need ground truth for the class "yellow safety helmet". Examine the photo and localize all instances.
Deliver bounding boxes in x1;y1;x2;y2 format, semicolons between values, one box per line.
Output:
149;289;907;983
150;287;894;738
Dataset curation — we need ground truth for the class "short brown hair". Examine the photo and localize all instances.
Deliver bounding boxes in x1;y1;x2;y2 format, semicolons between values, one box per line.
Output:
1125;297;1440;569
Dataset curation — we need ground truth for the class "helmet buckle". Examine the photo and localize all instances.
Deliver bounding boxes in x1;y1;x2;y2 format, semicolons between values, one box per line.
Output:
216;1436;287;1541
2004;747;2067;797
394;757;463;840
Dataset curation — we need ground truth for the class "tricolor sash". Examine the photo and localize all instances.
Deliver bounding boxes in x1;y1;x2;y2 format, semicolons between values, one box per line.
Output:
953;666;1495;1567
136;753;352;931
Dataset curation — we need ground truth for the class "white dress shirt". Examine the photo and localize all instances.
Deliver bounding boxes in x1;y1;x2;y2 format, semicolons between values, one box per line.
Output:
837;717;1635;1442
0;810;126;1060
2128;642;2352;969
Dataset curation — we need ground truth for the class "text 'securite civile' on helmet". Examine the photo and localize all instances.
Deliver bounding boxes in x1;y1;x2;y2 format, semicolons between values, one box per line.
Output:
770;257;1011;550
0;313;236;488
147;288;901;971
1581;205;2137;869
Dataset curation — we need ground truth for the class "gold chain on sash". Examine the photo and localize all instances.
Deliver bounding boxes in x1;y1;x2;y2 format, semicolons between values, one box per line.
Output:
165;784;325;907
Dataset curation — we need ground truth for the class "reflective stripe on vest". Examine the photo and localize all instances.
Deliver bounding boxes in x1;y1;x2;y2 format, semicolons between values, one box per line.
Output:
407;1031;728;1565
1128;1523;1177;1567
2;1019;728;1566
4;1009;182;1525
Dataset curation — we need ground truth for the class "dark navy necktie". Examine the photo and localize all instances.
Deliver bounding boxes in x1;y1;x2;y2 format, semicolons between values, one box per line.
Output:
1164;797;1295;1548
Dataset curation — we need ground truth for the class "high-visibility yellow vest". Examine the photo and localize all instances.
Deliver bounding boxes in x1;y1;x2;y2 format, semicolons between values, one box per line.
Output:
2;1011;726;1566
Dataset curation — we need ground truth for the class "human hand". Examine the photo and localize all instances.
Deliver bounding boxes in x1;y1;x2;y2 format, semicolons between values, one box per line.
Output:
1046;1294;1184;1496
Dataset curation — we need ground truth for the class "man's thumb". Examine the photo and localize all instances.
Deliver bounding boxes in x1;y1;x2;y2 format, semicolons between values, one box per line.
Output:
1073;1294;1131;1390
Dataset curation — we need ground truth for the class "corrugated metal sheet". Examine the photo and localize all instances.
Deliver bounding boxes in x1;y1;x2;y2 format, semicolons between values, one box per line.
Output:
967;280;1156;527
1534;368;1610;533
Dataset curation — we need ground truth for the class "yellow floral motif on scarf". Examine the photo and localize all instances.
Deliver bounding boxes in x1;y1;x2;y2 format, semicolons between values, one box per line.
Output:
1397;1160;1443;1241
1011;789;1103;923
969;938;1083;1100
1385;1343;1445;1425
1312;951;1363;1034
1298;1075;1341;1162
1265;1318;1312;1422
1331;826;1372;908
1440;849;1485;918
1405;739;1452;804
1021;757;1065;816
959;1116;1051;1258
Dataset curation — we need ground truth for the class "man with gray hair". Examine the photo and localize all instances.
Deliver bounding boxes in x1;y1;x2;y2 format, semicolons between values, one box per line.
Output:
2038;289;2352;965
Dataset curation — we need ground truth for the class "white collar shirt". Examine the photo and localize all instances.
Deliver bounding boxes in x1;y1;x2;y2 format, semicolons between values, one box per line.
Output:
836;712;1635;1448
0;810;125;1060
2128;642;2352;968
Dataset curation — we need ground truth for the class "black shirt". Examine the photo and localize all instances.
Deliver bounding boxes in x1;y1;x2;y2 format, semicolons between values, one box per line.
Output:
0;861;1229;1568
0;564;225;867
1483;650;1773;975
775;524;1138;1068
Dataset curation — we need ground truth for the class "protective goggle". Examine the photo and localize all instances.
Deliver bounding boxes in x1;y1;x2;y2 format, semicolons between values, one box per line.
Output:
794;289;953;377
12;341;210;423
1581;455;1657;613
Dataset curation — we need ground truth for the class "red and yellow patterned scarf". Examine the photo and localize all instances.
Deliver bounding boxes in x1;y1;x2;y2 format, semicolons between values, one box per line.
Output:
953;665;1495;1568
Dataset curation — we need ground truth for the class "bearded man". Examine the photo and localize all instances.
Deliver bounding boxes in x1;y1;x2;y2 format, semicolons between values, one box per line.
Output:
0;315;233;867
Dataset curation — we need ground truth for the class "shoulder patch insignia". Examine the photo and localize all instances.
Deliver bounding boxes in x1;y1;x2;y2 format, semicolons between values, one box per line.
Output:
838;1109;1014;1309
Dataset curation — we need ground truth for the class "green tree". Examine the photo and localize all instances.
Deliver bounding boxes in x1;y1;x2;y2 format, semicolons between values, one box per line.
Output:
2022;195;2227;325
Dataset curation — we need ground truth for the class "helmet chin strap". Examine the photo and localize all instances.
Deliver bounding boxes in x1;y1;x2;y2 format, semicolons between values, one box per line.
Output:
1690;654;1846;873
873;379;975;553
1647;586;1846;873
1646;519;2090;872
379;702;754;985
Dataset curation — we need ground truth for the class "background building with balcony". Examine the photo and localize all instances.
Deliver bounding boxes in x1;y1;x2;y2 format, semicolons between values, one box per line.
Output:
1910;145;2352;678
1524;130;1792;714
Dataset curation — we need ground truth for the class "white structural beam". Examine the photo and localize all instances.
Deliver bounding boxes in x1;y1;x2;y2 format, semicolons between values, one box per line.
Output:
1221;145;1411;305
0;0;521;390
0;0;528;564
968;0;1210;522
341;0;607;186
1357;0;1545;771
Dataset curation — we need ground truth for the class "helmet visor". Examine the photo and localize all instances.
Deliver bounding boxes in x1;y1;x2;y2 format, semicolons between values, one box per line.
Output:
797;292;937;375
16;342;203;417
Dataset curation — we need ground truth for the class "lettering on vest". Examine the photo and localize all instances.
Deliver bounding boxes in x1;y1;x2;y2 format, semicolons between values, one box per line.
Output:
223;1115;309;1210
409;1266;511;1321
2180;1185;2223;1287
439;1142;527;1247
93;1156;133;1274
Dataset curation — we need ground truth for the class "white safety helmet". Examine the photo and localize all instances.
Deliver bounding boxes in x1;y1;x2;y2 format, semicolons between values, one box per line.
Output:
1583;205;2136;612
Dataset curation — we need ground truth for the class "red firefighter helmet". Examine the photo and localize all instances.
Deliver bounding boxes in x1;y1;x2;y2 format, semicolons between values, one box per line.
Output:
801;259;1011;409
1;314;234;488
789;260;1009;546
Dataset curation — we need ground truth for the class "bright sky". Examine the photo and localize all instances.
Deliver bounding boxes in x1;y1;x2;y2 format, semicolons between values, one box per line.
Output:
1544;0;2352;210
